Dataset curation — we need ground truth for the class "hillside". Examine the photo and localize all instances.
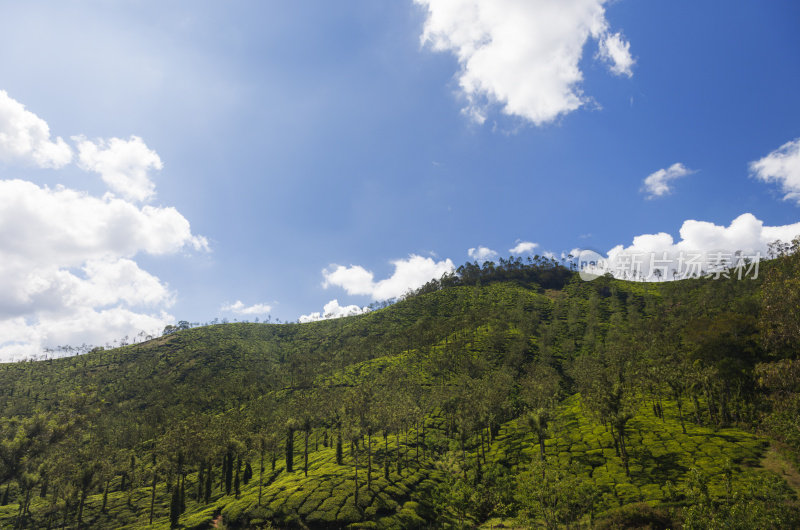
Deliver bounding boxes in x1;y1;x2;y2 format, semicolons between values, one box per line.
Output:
1;256;799;528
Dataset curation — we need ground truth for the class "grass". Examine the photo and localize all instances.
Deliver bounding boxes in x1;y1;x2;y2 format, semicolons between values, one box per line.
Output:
759;442;800;498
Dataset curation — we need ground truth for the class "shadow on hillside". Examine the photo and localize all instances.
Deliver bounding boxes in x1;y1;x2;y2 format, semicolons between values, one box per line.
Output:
705;432;745;443
632;447;688;483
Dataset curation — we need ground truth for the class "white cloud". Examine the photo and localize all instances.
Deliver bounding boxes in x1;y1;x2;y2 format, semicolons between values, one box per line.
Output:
0;308;173;361
750;138;800;204
597;32;634;77
0;179;208;264
323;254;455;300
415;0;633;125
70;258;173;309
579;213;800;281
641;163;695;199
0;90;72;168
322;264;375;297
75;135;162;202
221;300;272;316
509;241;538;254
298;299;370;323
0;93;207;361
468;246;498;262
0;179;206;360
0;257;173;320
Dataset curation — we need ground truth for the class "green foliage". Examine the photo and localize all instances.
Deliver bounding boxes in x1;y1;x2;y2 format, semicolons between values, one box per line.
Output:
168;484;180;528
594;503;675;530
760;236;800;355
683;466;800;529
0;257;799;528
515;458;599;528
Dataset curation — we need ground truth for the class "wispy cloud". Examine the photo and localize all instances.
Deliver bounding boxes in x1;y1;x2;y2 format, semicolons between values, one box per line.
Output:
641;163;695;199
221;300;272;315
598;32;634;77
468;246;498;262
509;241;538;255
750;138;800;204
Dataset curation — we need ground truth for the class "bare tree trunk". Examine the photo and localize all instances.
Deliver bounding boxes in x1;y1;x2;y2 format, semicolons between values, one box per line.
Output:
396;431;402;475
616;426;630;477
77;487;87;528
384;432;390;480
367;431;372;490
421;420;426;456
304;429;309;477
258;450;264;505
676;394;687;434
197;465;203;501
204;461;212;504
15;492;24;530
219;454;225;490
149;463;157;525
610;426;621;457
415;427;419;464
101;480;109;513
353;444;360;509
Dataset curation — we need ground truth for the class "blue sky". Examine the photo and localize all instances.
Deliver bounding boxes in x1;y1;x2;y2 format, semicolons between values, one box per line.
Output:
0;1;799;358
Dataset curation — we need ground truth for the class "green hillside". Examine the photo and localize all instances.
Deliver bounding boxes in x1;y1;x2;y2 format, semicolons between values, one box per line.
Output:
1;255;799;528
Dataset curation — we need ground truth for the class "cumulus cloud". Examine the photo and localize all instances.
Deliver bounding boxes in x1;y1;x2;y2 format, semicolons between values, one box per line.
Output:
0;94;207;360
415;0;633;125
0;257;173;320
322;264;375;297
750;138;800;204
578;213;800;281
509;241;538;254
221;300;272;316
0;179;205;360
0;90;72;168
323;254;455;300
298;299;371;323
641;163;695;199
72;258;173;308
597;32;634;77
0;259;175;358
0;179;208;263
0;308;173;361
468;246;498;262
75;135;162;202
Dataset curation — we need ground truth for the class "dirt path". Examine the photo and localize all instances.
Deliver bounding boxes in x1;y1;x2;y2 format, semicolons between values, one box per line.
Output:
758;442;800;497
